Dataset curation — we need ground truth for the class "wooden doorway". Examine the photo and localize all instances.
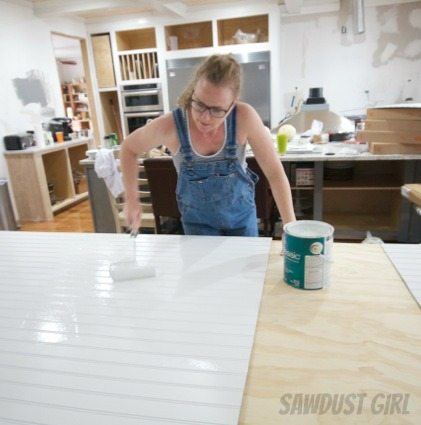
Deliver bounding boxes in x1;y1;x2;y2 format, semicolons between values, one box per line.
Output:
50;32;100;147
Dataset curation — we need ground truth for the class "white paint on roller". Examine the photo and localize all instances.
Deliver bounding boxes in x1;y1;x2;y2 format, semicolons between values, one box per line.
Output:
110;262;156;281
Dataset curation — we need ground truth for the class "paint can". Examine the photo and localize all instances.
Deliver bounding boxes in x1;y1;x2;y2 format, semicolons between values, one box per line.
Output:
283;220;334;290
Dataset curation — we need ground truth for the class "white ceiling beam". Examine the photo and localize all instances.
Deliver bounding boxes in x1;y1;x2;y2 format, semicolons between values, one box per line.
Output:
33;0;146;17
149;0;189;17
162;1;187;17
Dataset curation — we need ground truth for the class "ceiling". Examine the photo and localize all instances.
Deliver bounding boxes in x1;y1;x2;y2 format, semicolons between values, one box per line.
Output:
27;0;280;22
12;0;417;23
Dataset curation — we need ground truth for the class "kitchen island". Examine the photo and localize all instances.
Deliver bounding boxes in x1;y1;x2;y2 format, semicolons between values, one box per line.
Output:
0;232;419;424
82;148;421;241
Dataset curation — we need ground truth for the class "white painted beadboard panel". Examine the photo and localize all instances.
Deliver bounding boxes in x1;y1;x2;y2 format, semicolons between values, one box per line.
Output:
382;244;421;307
0;232;271;425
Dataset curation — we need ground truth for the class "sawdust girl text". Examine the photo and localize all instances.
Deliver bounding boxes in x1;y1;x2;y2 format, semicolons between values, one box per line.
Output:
279;393;410;415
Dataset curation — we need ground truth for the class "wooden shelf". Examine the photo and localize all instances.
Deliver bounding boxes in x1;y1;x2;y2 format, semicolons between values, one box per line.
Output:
322;189;401;233
165;21;213;50
51;192;88;214
217;15;268;46
323;212;399;232
61;82;91;125
323;174;402;190
116;28;156;51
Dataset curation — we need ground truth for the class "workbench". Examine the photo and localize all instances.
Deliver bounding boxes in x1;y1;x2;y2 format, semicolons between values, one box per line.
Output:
0;232;419;424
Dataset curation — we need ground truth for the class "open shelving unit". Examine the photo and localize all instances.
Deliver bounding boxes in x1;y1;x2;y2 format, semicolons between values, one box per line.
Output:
321;161;405;240
89;13;271;143
281;157;420;242
217;15;268;46
115;28;156;51
164;21;213;51
61;82;91;130
114;28;159;82
4;139;92;221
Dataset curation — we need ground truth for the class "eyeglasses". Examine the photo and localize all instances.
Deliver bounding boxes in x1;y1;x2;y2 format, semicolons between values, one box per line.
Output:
190;98;234;118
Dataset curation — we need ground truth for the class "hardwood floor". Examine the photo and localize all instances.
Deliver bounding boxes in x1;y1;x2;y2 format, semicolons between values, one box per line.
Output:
19;200;94;233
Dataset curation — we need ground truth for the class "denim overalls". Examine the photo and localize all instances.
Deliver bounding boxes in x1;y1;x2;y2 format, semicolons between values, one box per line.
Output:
173;107;259;236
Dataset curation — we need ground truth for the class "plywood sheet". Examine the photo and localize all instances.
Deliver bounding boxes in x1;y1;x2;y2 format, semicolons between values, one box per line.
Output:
0;232;271;425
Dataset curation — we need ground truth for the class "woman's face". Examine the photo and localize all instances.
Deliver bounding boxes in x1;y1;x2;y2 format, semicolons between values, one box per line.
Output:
190;78;236;133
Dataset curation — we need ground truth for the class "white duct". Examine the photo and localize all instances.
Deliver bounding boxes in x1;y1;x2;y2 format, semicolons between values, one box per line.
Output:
353;0;365;34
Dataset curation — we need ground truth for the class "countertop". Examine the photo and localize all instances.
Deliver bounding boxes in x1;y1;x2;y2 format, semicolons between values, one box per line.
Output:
79;143;421;164
3;138;93;156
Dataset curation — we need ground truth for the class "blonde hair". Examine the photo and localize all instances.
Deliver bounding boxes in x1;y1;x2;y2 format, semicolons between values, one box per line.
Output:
178;54;241;109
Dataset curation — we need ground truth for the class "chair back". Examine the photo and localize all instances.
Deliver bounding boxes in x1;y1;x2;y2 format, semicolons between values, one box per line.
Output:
107;161;156;233
144;156;274;236
246;156;275;236
143;157;180;233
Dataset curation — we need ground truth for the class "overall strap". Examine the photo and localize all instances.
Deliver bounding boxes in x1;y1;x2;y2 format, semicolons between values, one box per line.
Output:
225;106;237;161
172;108;193;164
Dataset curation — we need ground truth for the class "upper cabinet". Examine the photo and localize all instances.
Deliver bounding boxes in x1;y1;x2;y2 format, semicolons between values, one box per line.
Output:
115;28;159;81
115;28;156;51
217;15;268;46
164;21;213;51
163;15;269;52
90;15;269;88
91;34;116;88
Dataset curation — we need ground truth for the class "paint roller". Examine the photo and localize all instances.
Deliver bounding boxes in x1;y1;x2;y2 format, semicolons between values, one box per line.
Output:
110;262;156;281
110;230;156;282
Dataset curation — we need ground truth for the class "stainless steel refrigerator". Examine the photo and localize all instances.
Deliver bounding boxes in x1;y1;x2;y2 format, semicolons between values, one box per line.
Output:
166;51;271;127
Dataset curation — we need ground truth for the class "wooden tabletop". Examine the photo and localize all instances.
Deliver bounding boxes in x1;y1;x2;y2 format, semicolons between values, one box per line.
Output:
239;242;421;424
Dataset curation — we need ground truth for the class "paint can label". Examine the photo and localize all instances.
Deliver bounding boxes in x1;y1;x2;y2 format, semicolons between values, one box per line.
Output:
284;220;334;290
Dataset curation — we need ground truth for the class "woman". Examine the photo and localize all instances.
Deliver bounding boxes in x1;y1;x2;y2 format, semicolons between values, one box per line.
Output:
121;54;295;235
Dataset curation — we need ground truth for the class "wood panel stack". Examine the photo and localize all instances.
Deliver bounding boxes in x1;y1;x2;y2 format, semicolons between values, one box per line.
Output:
357;106;421;154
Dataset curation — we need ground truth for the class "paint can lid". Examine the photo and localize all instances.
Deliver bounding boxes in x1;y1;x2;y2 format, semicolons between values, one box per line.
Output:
284;220;334;238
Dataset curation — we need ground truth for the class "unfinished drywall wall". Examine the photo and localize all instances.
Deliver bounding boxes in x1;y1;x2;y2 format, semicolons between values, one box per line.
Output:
279;1;421;120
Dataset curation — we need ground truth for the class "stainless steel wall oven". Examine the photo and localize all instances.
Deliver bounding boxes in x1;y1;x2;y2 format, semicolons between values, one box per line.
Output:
121;83;164;135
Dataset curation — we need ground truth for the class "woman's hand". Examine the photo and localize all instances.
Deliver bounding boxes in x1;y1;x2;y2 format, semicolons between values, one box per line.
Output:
280;236;285;256
124;202;142;232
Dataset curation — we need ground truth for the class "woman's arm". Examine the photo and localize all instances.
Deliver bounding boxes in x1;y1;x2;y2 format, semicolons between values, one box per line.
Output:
238;103;296;226
120;113;178;230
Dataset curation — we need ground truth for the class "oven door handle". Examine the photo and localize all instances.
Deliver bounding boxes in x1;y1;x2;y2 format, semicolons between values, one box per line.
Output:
124;111;162;118
122;89;160;97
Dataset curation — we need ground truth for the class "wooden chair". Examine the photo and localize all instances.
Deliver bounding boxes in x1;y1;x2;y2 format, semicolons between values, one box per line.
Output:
143;157;181;233
108;161;156;233
246;156;276;237
144;156;275;237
